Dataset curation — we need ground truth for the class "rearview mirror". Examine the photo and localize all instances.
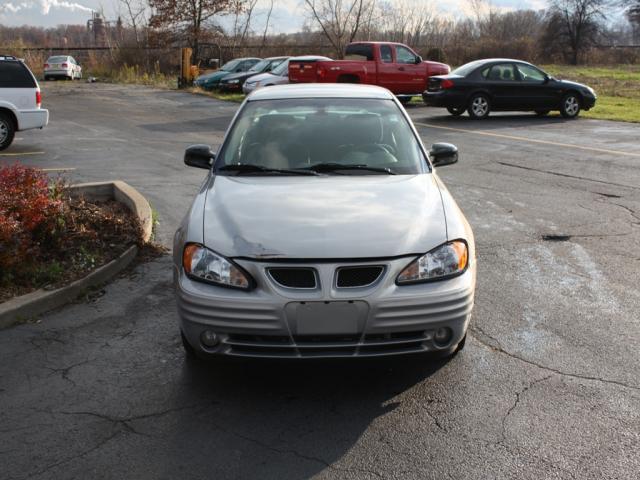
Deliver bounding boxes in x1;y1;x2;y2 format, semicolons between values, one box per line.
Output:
415;55;423;64
429;143;458;167
184;144;215;169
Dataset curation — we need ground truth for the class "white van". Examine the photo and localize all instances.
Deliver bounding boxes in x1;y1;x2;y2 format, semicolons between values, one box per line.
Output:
0;56;49;150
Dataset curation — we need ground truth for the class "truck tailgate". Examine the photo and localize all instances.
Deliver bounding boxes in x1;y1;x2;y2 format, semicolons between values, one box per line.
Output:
289;59;326;83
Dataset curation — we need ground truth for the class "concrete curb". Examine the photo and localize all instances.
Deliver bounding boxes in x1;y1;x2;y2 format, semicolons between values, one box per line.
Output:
0;181;152;329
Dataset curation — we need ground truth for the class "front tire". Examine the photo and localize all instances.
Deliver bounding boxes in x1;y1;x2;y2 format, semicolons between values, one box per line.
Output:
0;113;16;151
468;93;490;119
399;96;412;106
447;106;465;116
560;93;581;118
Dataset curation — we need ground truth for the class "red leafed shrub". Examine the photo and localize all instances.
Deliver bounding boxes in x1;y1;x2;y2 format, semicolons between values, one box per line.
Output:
0;164;64;273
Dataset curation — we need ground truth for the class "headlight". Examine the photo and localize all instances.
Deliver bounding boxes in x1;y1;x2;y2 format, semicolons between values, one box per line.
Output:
396;240;469;284
228;79;240;84
183;243;253;290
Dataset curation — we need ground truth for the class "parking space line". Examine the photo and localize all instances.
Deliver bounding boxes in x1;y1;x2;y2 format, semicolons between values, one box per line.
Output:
0;151;45;156
414;122;640;158
40;167;76;172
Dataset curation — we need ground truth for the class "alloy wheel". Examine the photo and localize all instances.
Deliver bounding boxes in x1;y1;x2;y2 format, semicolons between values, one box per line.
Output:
0;120;8;144
564;96;580;116
470;96;489;118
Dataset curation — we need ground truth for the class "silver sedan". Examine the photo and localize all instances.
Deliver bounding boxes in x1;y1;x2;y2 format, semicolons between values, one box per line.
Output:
174;84;475;360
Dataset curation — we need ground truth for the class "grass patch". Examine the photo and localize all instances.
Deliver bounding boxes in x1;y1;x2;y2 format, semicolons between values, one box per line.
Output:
186;87;245;103
542;64;640;123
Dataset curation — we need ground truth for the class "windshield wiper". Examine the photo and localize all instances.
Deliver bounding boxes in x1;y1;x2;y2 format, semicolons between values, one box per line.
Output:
218;164;319;176
302;163;396;175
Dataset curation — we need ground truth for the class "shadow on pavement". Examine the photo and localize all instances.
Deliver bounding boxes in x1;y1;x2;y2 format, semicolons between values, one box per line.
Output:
162;354;451;478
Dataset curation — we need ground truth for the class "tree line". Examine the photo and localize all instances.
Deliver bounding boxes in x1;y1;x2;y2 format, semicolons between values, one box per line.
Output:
2;0;639;67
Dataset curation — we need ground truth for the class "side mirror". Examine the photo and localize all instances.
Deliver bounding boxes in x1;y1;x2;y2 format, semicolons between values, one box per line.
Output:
184;144;215;169
415;55;423;64
429;143;458;167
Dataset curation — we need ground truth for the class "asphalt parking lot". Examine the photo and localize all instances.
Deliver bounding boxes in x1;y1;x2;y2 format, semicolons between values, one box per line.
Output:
1;82;639;480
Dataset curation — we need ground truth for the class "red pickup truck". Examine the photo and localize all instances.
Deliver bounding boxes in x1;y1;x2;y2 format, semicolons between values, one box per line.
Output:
289;42;450;103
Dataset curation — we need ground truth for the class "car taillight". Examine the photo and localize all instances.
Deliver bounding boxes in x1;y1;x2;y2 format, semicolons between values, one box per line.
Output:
441;79;454;89
36;90;41;107
62;63;68;68
44;63;49;69
318;65;326;80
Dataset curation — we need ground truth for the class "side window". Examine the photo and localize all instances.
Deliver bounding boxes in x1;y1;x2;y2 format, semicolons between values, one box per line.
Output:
380;45;393;63
396;46;417;64
0;62;36;88
517;64;546;83
480;67;490;79
345;44;374;61
487;64;516;81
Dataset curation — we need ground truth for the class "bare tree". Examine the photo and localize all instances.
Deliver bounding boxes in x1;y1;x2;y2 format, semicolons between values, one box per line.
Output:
303;0;374;57
260;0;274;51
547;0;608;64
119;0;148;47
225;0;258;55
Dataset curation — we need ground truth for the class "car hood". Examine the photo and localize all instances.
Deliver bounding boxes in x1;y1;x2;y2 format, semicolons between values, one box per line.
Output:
203;174;447;259
196;71;229;83
221;71;259;83
555;79;590;91
245;72;280;84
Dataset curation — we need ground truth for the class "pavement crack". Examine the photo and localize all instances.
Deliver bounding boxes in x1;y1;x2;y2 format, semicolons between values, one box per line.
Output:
44;359;92;387
469;328;640;392
495;162;640;191
500;375;553;444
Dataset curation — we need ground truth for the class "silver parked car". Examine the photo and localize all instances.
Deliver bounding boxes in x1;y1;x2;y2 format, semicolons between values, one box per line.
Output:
242;56;331;95
174;84;475;360
44;55;82;80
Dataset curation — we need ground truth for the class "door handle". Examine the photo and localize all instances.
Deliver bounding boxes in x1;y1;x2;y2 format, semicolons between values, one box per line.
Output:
398;67;405;71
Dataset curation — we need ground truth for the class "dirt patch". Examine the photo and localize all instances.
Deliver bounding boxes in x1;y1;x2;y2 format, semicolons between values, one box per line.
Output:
0;197;142;303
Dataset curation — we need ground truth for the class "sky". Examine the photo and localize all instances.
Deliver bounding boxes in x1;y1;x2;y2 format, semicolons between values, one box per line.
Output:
0;0;556;31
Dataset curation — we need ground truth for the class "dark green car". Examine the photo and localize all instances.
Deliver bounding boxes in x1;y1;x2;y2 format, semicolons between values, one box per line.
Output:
194;58;261;90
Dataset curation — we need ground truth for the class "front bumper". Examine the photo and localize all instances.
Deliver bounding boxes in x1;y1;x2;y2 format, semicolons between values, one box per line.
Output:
175;257;475;359
582;94;596;111
219;82;242;92
243;83;257;94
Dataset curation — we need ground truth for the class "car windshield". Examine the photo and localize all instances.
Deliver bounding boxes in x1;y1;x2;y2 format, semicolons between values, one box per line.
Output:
249;59;271;73
216;98;428;175
47;56;68;63
221;59;241;71
451;60;485;77
270;59;289;76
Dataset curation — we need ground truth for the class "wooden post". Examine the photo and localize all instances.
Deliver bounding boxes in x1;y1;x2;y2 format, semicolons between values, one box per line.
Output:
179;47;193;88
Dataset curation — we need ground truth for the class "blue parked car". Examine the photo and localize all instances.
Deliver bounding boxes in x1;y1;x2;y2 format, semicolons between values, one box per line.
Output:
194;58;261;90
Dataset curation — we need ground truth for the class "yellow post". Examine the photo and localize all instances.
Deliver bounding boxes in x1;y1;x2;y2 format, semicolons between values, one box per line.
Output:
180;47;193;87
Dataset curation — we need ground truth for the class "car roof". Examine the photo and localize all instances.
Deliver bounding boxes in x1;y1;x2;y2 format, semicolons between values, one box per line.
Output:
248;83;394;101
264;56;289;61
470;58;533;66
289;55;332;61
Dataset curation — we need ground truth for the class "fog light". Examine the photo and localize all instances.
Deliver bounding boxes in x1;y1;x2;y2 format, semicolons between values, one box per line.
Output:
434;327;452;346
200;330;219;347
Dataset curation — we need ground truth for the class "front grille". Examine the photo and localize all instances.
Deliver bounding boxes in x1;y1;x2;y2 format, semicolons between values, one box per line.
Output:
336;266;384;288
268;267;317;289
224;330;428;358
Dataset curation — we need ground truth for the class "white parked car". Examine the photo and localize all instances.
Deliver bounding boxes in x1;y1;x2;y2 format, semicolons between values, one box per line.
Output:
44;55;82;80
0;56;49;150
242;56;332;94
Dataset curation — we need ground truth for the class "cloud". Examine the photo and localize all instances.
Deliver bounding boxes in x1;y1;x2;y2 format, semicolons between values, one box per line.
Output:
0;0;93;15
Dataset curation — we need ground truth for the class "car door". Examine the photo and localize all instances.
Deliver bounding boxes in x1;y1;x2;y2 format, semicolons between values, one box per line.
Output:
394;45;424;94
376;44;397;92
482;63;520;110
514;63;556;110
